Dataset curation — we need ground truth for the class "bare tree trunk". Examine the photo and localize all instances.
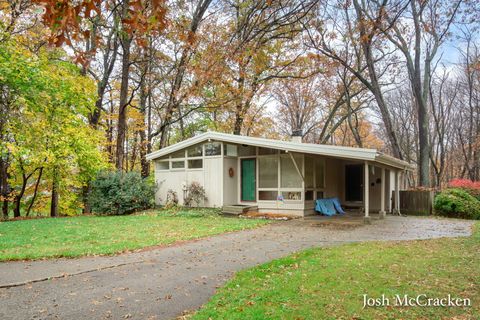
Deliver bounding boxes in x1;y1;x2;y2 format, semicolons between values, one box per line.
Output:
138;45;151;178
106;99;114;162
115;35;132;170
156;0;213;147
50;168;59;217
81;185;91;215
26;167;43;217
138;77;150;177
352;0;402;159
0;96;11;220
13;173;28;218
0;156;9;219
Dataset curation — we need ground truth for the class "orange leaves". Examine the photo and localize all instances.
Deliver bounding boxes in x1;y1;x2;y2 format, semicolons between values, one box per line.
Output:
121;0;168;43
32;0;101;45
31;0;168;57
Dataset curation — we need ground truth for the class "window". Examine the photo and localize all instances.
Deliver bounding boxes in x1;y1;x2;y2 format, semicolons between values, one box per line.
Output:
155;161;169;170
205;142;221;156
188;159;203;169
171;160;185;169
305;157;314;188
225;144;238;156
281;155;303;188
187;145;203;157
282;191;302;201
259;191;277;200
258;156;278;188
258;147;277;155
316;191;324;199
238;145;256;156
170;149;185;159
305;190;314;201
315;158;325;188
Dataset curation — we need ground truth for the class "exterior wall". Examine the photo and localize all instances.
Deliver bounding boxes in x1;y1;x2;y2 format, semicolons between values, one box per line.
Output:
154;169;187;206
325;158;342;198
368;166;382;212
154;158;223;207
320;161;397;213
153;140;407;216
203;157;223;207
223;157;238;205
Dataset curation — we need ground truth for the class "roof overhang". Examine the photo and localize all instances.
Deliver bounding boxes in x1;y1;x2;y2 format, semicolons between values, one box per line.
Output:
146;131;414;171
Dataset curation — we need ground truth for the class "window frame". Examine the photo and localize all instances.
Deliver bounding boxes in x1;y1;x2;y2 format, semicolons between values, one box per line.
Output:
204;141;222;157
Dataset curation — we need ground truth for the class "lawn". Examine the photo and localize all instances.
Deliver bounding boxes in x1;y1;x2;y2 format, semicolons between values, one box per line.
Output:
0;209;269;261
193;222;479;320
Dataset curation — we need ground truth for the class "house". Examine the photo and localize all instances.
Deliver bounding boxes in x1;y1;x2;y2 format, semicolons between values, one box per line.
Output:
146;131;414;221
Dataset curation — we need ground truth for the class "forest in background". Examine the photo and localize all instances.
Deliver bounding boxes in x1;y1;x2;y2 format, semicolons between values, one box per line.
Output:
0;0;479;218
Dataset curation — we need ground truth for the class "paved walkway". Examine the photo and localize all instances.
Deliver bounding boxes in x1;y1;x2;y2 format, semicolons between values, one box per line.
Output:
0;216;473;320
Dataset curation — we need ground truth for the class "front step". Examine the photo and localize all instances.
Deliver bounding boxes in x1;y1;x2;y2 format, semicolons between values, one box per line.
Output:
222;205;258;215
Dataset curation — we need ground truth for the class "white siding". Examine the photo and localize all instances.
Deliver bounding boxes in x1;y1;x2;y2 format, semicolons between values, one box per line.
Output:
223;158;238;205
154;156;223;208
154;169;187;206
203;157;222;207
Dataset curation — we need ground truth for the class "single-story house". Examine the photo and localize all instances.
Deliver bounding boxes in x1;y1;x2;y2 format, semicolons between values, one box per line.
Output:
146;131;414;220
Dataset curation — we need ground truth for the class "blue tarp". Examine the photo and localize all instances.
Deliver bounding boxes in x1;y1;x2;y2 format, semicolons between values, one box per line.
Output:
331;197;346;214
315;198;345;216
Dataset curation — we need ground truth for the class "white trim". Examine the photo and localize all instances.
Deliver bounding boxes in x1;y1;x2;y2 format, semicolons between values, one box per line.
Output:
220;143;224;206
364;161;369;217
380;167;386;214
146;131;412;170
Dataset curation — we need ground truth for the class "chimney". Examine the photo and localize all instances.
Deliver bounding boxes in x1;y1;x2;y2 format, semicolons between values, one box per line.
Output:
290;129;303;143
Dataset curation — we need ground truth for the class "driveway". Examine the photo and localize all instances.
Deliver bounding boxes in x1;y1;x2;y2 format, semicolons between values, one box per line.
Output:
0;216;473;320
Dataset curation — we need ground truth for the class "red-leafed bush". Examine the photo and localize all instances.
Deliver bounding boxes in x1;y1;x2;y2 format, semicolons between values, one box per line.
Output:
447;179;480;199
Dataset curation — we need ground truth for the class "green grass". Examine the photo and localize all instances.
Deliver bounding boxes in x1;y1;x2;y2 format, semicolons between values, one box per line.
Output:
0;209;269;261
193;222;479;320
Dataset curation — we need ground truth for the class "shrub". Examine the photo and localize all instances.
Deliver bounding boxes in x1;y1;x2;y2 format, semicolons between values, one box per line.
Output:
89;171;156;215
434;188;480;220
447;179;480;200
184;181;207;207
165;189;179;208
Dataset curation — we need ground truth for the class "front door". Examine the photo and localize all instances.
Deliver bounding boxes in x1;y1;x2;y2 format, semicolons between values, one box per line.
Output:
241;159;256;201
345;164;363;202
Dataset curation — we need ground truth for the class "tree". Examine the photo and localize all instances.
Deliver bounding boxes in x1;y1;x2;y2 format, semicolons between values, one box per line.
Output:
0;37;108;217
195;0;317;136
380;0;463;186
305;0;405;158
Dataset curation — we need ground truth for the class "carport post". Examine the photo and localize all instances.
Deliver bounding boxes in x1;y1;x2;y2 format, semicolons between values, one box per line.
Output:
394;170;401;215
363;161;370;224
379;167;386;219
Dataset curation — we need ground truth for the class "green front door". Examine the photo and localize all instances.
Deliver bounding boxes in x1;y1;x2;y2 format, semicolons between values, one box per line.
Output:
241;159;256;201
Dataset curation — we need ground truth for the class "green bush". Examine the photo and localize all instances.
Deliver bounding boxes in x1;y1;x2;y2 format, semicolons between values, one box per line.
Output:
434;188;480;220
89;171;156;215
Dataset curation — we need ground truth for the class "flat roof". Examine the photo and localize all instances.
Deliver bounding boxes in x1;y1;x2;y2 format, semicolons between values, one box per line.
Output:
146;131;414;170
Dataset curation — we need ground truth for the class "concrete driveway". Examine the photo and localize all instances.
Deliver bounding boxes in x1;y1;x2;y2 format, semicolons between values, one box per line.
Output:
0;216;473;320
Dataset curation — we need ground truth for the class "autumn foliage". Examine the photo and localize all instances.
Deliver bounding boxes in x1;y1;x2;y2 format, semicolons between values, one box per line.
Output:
32;0;167;43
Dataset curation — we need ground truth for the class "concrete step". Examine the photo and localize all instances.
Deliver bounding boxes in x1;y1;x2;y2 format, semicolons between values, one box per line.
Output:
222;205;258;215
